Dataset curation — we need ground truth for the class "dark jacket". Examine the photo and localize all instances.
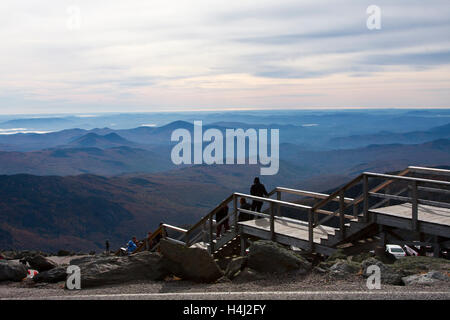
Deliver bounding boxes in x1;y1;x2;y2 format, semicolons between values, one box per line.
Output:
250;182;268;198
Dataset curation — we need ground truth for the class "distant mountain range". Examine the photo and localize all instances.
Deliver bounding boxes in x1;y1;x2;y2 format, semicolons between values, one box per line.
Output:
0;111;449;252
327;123;450;149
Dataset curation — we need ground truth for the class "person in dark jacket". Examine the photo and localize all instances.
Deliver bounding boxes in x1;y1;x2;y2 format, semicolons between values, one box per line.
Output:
250;177;268;212
215;204;229;237
239;197;253;221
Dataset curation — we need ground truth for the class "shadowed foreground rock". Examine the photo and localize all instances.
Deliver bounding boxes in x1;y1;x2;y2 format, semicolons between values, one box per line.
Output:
22;255;57;272
402;271;449;286
0;260;27;282
33;266;68;283
247;240;311;274
362;257;404;285
75;251;169;288
160;239;223;283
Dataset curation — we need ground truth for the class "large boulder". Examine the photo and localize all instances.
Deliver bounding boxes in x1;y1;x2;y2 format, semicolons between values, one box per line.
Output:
329;260;360;278
393;256;450;275
22;255;57;272
0;260;28;282
33;267;68;283
75;251;169;288
160;239;223;283
402;271;449;286
362;257;404;285
224;257;247;280
247;240;311;274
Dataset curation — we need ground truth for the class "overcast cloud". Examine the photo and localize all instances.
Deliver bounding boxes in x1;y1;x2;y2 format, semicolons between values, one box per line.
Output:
0;0;449;114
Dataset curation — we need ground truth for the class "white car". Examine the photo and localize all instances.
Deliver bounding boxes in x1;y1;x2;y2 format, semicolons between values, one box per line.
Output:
385;244;407;259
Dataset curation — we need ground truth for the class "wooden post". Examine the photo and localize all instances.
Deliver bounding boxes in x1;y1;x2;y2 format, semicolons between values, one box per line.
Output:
411;181;418;231
363;175;369;222
385;185;391;206
308;208;314;251
353;202;358;217
270;202;275;241
276;190;281;218
209;216;214;253
339;190;346;239
240;234;247;256
379;225;386;246
233;194;238;230
433;236;441;258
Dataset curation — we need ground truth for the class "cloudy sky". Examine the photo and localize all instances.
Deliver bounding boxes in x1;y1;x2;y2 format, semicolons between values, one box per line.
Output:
0;0;449;114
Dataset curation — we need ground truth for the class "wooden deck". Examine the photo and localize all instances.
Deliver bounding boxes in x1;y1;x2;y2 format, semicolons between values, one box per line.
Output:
238;218;336;244
370;203;450;227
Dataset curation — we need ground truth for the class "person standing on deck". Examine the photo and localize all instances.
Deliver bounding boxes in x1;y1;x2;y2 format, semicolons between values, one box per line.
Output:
250;177;268;213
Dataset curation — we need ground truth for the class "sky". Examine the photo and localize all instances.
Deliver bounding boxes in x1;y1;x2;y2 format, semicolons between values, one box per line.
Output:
0;0;449;114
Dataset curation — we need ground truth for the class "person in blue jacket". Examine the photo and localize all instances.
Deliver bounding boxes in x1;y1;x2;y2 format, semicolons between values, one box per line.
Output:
126;236;138;254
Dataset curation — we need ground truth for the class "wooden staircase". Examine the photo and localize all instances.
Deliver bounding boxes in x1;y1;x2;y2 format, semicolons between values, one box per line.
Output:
146;166;450;258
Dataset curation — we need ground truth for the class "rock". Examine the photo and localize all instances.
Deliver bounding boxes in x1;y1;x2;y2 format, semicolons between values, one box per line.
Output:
313;266;328;274
326;249;347;263
23;255;57;272
76;251;169;288
393;256;450;275
402;271;449;286
233;268;263;282
362;257;404;285
0;260;28;282
160;239;223;283
216;276;232;283
224;257;247;280
329;260;360;278
247;240;311;274
33;267;67;283
351;252;374;263
69;255;98;266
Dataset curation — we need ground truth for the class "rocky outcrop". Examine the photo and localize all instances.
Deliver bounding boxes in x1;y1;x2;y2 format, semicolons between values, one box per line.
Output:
362;257;404;285
33;267;67;283
232;268;264;282
0;260;28;282
224;257;247;280
76;251;169;288
402;271;449;286
329;260;360;278
247;240;311;274
160;239;223;283
22;255;57;272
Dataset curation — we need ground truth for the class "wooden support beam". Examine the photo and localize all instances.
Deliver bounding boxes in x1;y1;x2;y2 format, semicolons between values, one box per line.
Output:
363;174;369;222
339;190;346;239
270;202;275;241
411;181;418;231
308;208;314;251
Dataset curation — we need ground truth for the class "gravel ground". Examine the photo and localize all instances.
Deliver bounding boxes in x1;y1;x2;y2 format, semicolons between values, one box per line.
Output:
1;272;449;300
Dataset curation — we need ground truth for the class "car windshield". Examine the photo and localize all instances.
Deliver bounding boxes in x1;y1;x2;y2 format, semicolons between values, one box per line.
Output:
390;248;404;253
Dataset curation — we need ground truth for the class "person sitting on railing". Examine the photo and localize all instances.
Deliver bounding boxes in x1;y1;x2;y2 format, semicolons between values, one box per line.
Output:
216;204;230;238
250;177;268;212
239;197;253;221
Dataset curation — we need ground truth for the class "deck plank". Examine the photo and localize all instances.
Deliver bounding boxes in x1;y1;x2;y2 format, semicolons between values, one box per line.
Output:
239;218;336;243
370;203;450;227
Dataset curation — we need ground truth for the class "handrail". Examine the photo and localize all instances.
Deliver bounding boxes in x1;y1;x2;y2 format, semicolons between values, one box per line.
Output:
408;166;450;176
185;194;234;237
274;187;354;203
363;172;450;186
